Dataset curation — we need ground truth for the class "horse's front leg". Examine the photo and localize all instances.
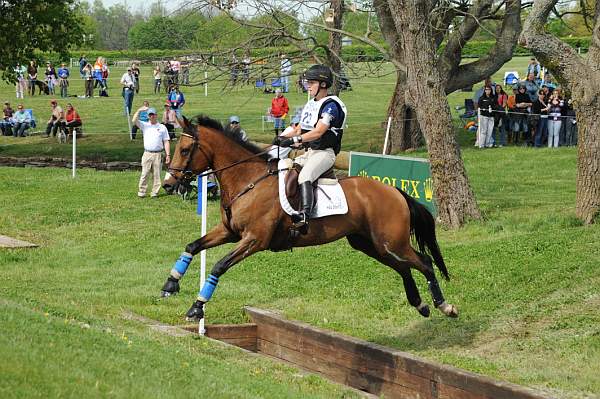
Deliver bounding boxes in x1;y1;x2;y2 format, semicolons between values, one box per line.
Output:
160;223;236;297
185;236;265;321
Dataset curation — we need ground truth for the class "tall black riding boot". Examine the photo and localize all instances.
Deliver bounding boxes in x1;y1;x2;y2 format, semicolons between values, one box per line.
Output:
294;181;313;233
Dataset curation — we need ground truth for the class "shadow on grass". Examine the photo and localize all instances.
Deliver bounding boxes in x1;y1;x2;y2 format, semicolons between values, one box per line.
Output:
373;315;487;352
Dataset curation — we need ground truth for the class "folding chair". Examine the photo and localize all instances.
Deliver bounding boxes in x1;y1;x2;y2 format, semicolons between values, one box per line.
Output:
504;71;520;86
271;78;281;89
254;79;265;91
456;99;477;128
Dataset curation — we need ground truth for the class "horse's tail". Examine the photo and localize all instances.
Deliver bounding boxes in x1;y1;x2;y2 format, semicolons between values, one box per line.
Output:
397;188;449;281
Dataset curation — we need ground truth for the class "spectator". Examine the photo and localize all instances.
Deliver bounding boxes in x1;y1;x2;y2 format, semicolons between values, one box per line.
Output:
78;54;87;78
27;60;38;96
45;100;64;138
167;85;185;118
506;84;518;143
228;115;248;141
57;62;70;98
101;60;110;91
270;88;289;136
83;63;94;98
131;100;150;140
523;72;539;102
169;59;181;85
230;54;239;84
477;86;496;148
12;104;31;137
93;57;107;96
513;84;532;145
531;90;549;147
133;107;171;198
181;62;190;85
1;102;14;136
564;97;577;146
493;84;508;147
242;53;251;84
153;65;162;94
63;103;82;137
473;77;496;108
120;67;136;116
131;63;141;94
554;88;569;145
526;58;541;84
280;54;292;93
45;62;57;95
543;74;557;90
547;91;564;148
162;102;179;140
14;63;27;99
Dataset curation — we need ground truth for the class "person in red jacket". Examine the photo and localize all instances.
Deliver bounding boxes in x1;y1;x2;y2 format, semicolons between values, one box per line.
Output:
270;88;289;136
64;103;83;137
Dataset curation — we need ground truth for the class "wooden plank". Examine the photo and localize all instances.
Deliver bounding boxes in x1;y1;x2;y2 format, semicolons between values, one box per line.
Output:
0;235;38;248
206;323;257;340
259;339;426;399
256;322;433;395
245;307;551;399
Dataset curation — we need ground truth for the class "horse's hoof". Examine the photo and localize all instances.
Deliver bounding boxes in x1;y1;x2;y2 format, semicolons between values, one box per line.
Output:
160;276;180;298
438;302;459;318
185;300;205;322
416;303;430;317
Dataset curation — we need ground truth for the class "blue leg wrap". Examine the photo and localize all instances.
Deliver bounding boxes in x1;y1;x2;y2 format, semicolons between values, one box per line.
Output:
170;252;193;279
198;274;219;302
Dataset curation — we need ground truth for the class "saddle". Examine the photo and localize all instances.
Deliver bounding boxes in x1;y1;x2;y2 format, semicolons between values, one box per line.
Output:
284;163;337;205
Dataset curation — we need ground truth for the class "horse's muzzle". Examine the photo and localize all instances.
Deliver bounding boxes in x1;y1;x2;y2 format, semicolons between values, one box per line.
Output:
162;171;179;195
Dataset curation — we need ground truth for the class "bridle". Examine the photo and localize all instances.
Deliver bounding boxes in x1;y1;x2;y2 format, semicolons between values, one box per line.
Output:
167;132;210;182
168;132;275;184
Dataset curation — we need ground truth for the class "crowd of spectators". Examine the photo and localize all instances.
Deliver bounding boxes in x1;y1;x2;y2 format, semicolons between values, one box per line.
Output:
473;58;577;148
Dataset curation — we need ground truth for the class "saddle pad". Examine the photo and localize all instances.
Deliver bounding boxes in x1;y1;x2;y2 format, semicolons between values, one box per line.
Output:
277;159;348;219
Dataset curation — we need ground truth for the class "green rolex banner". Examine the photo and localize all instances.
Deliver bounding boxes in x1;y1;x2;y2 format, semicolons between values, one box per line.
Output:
348;151;436;216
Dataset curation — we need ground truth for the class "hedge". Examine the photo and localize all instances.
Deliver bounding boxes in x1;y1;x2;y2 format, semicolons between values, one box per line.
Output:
34;37;590;65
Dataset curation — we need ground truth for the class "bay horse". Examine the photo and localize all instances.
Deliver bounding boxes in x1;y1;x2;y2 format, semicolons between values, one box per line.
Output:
161;115;458;321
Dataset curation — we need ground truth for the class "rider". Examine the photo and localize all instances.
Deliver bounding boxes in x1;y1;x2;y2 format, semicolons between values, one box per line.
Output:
273;64;347;232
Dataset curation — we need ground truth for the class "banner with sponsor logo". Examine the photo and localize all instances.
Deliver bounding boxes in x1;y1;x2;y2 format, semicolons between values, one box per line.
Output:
348;151;436;215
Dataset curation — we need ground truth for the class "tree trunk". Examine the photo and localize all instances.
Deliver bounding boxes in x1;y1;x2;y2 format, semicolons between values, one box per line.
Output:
393;0;481;228
327;0;343;96
386;74;422;153
575;105;600;223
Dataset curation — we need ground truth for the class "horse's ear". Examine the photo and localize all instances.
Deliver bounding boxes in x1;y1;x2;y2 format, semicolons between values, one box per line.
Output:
178;115;189;130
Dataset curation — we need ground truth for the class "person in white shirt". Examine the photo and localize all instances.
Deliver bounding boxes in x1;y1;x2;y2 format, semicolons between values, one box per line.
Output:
133;107;171;198
120;67;136;115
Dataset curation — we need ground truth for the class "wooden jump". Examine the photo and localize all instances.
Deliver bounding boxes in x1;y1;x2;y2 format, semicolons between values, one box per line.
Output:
183;307;552;399
0;235;38;248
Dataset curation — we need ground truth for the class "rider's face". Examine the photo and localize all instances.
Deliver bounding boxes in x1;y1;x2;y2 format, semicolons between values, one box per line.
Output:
307;80;321;97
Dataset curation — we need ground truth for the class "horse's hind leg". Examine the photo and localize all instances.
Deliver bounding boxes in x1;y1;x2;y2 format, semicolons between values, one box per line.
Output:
402;249;458;318
347;234;430;317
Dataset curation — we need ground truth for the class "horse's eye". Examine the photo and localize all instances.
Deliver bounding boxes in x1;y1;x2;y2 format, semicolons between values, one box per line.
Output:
181;149;189;156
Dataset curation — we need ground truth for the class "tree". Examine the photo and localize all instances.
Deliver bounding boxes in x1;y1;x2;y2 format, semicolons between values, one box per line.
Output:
0;0;83;81
521;0;600;224
128;16;204;50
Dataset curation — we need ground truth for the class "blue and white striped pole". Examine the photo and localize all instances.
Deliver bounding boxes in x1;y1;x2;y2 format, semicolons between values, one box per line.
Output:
197;175;208;335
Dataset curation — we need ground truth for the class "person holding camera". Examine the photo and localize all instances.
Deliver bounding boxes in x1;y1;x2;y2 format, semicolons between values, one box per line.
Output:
120;67;136;116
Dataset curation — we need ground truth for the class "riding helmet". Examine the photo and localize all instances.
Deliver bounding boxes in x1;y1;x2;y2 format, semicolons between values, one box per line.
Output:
303;65;333;88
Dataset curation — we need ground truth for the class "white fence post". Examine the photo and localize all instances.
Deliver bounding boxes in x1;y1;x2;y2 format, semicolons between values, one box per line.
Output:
382;116;392;155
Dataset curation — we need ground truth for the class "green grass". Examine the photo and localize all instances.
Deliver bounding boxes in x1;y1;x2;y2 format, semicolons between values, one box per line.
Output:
2;57;599;399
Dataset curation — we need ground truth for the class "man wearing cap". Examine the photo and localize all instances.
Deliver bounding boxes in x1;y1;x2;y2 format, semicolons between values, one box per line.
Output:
120;67;136;116
133;107;171;198
270;88;289;136
228;116;248;141
45;100;64;138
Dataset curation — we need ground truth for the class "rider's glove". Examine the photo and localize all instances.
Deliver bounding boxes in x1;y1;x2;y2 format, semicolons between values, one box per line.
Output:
273;136;301;148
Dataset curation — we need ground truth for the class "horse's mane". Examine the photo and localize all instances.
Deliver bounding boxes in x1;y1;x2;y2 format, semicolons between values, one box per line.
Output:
186;115;269;161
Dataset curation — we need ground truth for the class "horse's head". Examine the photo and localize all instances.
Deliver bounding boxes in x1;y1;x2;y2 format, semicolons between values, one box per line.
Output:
163;116;212;194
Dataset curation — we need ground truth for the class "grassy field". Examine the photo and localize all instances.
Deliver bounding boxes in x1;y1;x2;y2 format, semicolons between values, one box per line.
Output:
1;57;599;399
